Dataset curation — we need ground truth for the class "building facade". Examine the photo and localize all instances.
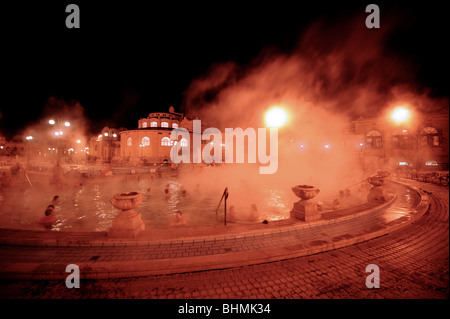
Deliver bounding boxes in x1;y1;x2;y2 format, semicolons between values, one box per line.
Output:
350;112;449;171
119;106;198;164
0;136;26;158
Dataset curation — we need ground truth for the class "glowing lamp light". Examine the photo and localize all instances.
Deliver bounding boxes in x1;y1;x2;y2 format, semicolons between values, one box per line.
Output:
26;136;33;140
265;107;287;128
324;144;330;149
64;121;71;127
300;144;304;148
113;134;117;138
392;107;410;123
76;139;81;144
49;119;55;125
104;132;109;137
398;161;408;166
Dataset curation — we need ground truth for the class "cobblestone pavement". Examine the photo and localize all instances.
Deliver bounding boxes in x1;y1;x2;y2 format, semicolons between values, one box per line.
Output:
0;179;448;299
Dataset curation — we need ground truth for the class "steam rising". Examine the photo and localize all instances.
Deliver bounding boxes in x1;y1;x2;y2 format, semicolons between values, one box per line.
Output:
1;14;447;230
180;16;448;199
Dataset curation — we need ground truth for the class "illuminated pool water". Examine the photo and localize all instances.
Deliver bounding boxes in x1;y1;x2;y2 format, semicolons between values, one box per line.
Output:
0;172;370;232
0;174;296;231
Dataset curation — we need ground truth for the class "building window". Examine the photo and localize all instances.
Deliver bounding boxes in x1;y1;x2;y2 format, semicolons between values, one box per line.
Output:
420;127;440;147
365;130;382;149
127;137;132;147
141;136;150;146
172;123;178;128
161;122;169;128
161;137;171;146
150;121;157;127
142;122;148;128
180;138;188;147
392;129;411;149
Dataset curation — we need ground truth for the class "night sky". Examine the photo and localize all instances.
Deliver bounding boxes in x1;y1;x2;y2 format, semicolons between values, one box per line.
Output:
1;1;448;140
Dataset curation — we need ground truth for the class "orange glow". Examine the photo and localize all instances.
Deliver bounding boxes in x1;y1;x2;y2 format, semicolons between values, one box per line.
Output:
265;107;287;128
391;107;410;123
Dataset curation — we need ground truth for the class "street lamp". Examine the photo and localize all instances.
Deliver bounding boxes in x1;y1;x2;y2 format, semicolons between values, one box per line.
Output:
102;130;118;163
391;107;410;123
26;136;33;165
49;117;70;165
265;107;288;128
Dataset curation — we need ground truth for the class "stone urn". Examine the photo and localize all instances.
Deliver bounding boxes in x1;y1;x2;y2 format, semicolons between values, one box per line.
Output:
108;191;145;238
367;176;387;202
290;185;321;221
367;176;386;187
291;185;320;201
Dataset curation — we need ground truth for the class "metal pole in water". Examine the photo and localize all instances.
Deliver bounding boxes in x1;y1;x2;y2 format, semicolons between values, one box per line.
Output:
224;187;228;226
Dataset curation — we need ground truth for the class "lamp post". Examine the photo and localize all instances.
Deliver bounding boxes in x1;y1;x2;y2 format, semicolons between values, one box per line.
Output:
103;131;117;163
49;117;70;165
25;136;33;165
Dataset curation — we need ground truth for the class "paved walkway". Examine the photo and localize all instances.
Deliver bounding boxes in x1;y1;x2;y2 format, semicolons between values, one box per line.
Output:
0;179;448;298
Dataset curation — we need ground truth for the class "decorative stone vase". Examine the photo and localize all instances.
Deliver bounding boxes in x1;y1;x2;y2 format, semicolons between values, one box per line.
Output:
367;176;387;202
290;185;321;221
291;185;320;201
108;192;145;238
367;176;386;187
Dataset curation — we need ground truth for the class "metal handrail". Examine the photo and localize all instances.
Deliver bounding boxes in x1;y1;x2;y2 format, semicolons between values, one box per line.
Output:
215;187;229;225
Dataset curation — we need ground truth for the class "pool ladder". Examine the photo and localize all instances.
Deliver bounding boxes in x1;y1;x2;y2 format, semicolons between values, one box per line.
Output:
216;187;229;225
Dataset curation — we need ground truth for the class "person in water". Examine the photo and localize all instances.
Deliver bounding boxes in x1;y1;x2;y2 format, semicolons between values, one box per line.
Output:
38;208;58;229
52;195;61;205
170;211;186;226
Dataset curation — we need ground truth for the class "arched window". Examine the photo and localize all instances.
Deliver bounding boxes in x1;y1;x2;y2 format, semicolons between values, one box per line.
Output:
141;136;150;146
172;123;179;128
127;137;132;147
161;137;171;146
142;122;148;128
365;130;382;149
420;126;440;147
392;129;411;149
161;122;169;128
180;138;188;147
150;121;157;127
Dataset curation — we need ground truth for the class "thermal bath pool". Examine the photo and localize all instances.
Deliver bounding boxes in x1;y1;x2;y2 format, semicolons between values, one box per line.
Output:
0;172;369;232
0;173;293;231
